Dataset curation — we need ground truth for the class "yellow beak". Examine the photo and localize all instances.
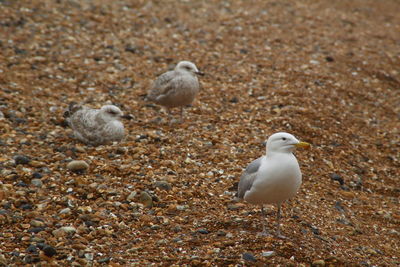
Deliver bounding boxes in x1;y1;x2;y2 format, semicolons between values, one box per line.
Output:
295;141;311;148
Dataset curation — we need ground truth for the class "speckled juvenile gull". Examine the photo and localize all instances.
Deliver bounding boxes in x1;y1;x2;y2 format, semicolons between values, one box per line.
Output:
237;132;310;237
65;103;125;146
147;60;204;121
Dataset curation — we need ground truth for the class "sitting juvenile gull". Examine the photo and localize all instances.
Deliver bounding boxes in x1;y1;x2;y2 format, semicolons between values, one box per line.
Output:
237;132;310;237
147;60;204;122
65;103;125;146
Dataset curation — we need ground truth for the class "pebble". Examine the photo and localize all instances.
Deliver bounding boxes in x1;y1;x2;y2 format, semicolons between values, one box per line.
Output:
126;191;137;201
0;254;6;265
59;208;71;214
53;226;77;236
84;253;94;261
14;155;31;165
227;204;239;210
197;228;209;234
139;191;153;208
28;227;45;233
42;245;57;257
97;257;110;263
330;173;344;185
24;255;40;264
389;229;400;236
115;147;127;154
150;225;161;230
262;251;275;257
36;242;45;249
176;205;188;211
217;231;227;236
26;244;37;253
242;252;256;262
66;160;89;172
154;181;172;191
173;237;183;243
311;259;326;266
157;239;167;245
30;220;45;227
334;201;345;213
31;179;43;187
32;172;43;179
20;203;33;210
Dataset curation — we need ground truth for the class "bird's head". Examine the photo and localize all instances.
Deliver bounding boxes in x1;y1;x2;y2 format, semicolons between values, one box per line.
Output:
100;105;123;120
265;132;310;153
175;61;204;76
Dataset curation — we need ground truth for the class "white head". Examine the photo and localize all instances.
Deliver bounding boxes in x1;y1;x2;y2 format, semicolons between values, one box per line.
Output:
100;105;123;121
265;132;310;154
175;61;204;76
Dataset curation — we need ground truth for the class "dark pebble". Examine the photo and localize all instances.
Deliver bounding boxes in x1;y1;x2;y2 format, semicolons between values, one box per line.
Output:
125;44;139;54
0;209;8;215
154;181;172;191
340;185;350;191
97;257;111;263
311;226;321;235
32;172;43;179
330;173;344;185
43;245;57;257
27;227;45;233
20;203;33;210
36;243;45;250
14;155;30;165
14;118;27;124
325;56;334;62
173;226;182;232
16;181;28;187
24;255;40;264
26;244;37;253
334;201;346;213
10;251;20;257
229;96;239;103
242;252;257;262
197;228;209;234
84;220;96;227
217;231;227;236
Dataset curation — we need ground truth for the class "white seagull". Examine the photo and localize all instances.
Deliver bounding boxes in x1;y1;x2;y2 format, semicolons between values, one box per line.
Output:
147;60;204;121
65;103;125;146
237;132;310;237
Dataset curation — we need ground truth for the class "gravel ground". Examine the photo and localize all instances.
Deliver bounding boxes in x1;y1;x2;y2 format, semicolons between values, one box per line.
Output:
0;0;399;266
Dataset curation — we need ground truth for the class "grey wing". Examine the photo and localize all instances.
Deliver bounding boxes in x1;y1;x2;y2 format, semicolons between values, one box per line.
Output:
237;157;264;199
69;108;101;144
147;71;177;100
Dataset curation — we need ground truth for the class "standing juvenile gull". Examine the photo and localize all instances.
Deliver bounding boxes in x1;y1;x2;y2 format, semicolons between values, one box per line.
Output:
237;132;310;237
65;103;125;146
147;60;204;121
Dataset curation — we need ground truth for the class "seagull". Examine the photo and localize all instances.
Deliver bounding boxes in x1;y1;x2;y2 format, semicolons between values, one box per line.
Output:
147;60;204;122
65;103;125;146
237;132;310;237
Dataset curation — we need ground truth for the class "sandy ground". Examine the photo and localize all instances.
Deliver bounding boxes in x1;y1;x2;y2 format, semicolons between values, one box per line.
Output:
0;0;399;266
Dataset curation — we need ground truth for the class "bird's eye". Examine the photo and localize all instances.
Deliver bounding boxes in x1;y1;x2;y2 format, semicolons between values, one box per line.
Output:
282;137;287;141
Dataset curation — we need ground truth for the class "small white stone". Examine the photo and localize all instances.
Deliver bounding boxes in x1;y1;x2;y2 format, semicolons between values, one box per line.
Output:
262;251;275;257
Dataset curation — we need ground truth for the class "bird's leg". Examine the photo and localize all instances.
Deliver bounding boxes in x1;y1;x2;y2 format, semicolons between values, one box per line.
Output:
257;205;270;237
180;106;184;123
276;203;287;239
167;108;174;125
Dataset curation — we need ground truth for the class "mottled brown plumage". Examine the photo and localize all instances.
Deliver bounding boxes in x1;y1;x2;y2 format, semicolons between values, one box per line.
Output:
66;104;125;146
147;61;204;120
